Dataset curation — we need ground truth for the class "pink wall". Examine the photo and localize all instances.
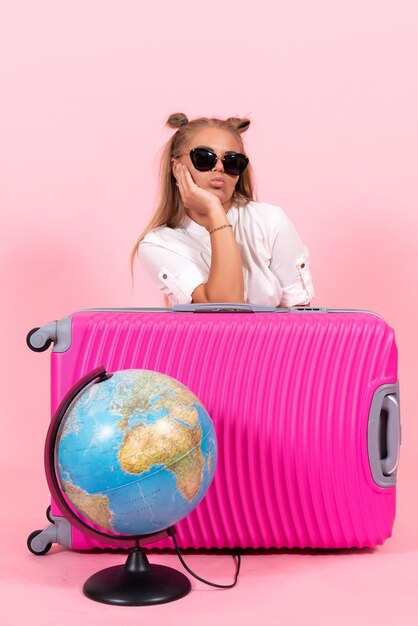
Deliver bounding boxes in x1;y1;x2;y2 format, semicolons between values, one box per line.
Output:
1;1;416;535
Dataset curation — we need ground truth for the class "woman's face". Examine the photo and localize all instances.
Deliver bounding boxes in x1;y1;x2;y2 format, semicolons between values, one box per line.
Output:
172;127;244;209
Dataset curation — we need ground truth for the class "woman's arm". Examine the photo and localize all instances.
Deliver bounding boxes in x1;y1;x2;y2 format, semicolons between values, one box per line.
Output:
175;164;245;304
192;209;245;303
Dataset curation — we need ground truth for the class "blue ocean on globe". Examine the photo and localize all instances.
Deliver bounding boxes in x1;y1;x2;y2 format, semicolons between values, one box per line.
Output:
56;369;217;536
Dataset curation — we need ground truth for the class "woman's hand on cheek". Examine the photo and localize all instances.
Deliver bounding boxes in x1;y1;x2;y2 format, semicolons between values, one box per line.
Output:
176;164;223;219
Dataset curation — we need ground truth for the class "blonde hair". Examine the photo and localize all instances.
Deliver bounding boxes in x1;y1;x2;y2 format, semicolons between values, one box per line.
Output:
130;112;255;307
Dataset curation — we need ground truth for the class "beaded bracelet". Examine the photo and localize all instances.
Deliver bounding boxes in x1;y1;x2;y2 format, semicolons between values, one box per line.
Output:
208;224;233;235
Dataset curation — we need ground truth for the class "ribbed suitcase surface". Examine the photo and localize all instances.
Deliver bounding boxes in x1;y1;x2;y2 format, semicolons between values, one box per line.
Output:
41;306;400;550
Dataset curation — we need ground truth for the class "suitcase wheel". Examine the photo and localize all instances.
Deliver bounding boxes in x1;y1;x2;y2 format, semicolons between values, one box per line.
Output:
26;328;52;353
27;530;52;556
46;505;54;524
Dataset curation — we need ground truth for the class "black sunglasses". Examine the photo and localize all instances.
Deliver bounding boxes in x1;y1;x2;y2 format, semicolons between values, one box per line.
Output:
180;147;249;176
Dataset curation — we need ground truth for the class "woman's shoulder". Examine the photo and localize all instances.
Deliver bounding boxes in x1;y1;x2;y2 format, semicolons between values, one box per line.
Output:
140;223;179;245
138;221;202;256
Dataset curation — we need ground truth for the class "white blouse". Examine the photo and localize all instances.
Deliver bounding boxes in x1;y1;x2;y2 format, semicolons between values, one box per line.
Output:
136;201;315;307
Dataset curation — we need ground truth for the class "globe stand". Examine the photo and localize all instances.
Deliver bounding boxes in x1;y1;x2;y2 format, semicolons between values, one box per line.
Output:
83;541;191;606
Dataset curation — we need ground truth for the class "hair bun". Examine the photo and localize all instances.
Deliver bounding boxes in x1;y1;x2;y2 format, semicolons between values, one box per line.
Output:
226;116;251;134
167;113;189;129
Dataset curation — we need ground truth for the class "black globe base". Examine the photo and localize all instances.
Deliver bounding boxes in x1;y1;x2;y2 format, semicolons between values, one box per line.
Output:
83;546;191;606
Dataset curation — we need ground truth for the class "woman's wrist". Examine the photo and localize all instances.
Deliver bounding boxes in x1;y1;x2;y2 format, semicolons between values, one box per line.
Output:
208;223;232;235
206;206;230;232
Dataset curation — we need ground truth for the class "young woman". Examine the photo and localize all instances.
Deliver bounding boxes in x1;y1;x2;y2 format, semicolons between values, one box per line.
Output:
131;113;315;308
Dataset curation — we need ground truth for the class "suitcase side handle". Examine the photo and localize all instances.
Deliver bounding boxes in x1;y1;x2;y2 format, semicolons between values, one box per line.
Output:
379;394;400;476
367;382;401;487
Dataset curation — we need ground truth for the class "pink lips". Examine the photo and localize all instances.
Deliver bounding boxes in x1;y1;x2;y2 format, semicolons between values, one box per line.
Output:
209;178;225;188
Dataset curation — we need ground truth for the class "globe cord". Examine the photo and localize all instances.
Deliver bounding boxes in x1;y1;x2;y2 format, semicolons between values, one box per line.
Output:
168;529;242;588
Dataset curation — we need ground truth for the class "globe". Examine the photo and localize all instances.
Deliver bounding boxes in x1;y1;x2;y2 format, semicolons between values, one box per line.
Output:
55;369;217;537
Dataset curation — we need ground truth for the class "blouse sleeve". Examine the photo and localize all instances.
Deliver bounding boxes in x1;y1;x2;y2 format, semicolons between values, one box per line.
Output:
269;209;315;307
137;240;209;305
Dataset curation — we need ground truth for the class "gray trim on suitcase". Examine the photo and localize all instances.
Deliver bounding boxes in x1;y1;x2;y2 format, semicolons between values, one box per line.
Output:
65;304;384;317
367;381;401;487
28;318;72;353
29;515;73;552
171;304;384;317
26;305;384;353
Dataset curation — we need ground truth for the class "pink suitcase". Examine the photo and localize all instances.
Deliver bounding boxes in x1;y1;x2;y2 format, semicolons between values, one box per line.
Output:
27;303;400;554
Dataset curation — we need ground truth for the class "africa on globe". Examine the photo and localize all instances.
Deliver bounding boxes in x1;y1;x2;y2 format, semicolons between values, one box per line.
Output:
55;369;217;537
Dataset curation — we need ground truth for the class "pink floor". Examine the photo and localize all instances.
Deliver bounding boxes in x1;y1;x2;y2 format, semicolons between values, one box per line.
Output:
2;465;417;626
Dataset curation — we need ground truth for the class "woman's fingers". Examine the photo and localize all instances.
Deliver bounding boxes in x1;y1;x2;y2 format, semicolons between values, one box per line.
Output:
178;164;193;192
175;163;221;217
176;163;186;189
182;165;196;189
176;164;186;200
177;164;194;207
